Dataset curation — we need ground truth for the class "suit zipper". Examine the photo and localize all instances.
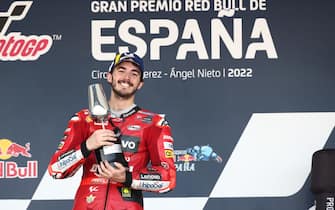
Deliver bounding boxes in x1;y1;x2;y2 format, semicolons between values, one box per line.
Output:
104;180;110;210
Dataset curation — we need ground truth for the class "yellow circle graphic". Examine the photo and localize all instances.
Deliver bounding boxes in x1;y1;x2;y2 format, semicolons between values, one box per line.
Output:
0;139;13;160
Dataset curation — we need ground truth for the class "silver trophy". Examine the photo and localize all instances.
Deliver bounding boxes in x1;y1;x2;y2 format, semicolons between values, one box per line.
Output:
88;83;109;126
88;83;127;167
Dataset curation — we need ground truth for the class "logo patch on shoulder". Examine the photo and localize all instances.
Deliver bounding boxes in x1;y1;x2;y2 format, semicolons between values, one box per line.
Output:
165;150;174;158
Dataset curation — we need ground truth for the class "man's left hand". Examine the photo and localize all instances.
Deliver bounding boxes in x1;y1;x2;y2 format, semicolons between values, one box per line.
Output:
95;160;126;183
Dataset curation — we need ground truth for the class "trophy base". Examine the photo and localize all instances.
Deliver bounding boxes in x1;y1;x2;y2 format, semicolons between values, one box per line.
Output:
95;147;128;168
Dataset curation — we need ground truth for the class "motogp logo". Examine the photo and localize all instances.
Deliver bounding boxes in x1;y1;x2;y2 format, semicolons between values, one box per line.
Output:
0;1;53;61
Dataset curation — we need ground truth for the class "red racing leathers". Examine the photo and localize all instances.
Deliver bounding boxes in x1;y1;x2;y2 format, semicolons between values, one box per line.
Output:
48;106;176;210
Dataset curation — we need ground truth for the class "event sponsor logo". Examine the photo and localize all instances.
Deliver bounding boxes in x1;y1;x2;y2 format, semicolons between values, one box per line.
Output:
174;144;222;172
0;139;32;160
91;18;277;61
90;1;277;61
90;1;277;81
0;1;53;61
0;138;38;179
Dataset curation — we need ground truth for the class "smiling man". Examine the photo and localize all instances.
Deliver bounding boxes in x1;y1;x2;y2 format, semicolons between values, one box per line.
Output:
48;52;176;210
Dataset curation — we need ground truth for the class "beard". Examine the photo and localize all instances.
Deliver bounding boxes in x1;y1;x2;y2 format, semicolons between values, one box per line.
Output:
110;77;139;99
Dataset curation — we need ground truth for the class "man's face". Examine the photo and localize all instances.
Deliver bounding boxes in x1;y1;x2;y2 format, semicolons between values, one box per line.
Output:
107;61;143;99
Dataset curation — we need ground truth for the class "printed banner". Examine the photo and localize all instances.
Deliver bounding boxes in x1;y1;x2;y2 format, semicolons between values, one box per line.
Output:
0;0;335;209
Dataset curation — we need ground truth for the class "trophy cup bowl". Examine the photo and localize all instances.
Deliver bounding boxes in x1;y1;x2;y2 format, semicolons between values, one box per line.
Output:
88;83;109;121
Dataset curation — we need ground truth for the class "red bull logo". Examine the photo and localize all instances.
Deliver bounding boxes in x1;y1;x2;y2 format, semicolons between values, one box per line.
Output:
0;139;38;179
177;154;196;162
7;142;31;158
0;139;31;160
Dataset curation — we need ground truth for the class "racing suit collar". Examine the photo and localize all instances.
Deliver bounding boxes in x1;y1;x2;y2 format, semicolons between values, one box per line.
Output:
110;104;140;118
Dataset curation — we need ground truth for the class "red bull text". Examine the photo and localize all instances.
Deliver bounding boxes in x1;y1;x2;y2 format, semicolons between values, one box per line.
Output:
0;161;38;178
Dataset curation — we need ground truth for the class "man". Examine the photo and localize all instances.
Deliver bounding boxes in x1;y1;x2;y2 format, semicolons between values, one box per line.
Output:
48;52;176;210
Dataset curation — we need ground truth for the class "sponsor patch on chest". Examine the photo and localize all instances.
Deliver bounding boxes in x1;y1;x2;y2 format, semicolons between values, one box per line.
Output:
121;135;140;152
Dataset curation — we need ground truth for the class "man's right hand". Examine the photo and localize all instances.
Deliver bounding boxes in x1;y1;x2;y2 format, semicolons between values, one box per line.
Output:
85;129;118;151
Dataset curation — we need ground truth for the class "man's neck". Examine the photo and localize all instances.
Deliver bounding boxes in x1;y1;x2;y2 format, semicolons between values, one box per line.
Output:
109;94;136;111
109;103;137;118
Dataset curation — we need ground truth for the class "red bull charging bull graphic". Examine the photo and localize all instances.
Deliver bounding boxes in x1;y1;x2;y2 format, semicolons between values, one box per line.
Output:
0;138;38;179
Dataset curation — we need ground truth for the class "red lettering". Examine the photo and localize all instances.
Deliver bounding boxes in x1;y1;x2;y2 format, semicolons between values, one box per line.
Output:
32;39;49;56
4;161;38;178
0;161;3;178
6;162;17;178
18;166;28;178
22;39;36;56
9;39;25;57
2;36;15;57
0;40;6;52
0;33;52;61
